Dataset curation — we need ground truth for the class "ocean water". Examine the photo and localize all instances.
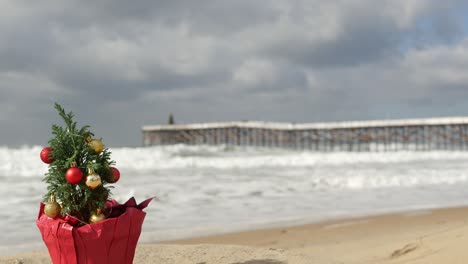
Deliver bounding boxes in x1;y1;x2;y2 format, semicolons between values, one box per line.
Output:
2;145;468;254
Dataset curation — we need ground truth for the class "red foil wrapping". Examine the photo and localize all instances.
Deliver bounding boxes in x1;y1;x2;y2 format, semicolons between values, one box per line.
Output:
36;197;152;264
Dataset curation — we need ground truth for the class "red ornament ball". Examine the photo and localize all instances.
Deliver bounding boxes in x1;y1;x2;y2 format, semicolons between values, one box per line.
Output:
66;167;83;184
109;167;120;183
40;147;54;164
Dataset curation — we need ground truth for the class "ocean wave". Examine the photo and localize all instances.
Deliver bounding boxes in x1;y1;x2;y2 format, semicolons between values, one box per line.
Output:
2;144;468;177
3;144;468;251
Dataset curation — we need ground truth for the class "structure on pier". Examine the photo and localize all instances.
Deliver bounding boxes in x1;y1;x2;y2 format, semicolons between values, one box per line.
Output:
142;117;468;151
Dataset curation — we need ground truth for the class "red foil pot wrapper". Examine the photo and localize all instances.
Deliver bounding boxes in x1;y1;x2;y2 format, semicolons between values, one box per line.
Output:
36;197;152;264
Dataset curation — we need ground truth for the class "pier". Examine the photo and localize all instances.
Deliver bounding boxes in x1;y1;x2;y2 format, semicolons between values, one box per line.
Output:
142;117;468;151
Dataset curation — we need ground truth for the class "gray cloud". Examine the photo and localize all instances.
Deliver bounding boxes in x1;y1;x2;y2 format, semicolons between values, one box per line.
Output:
0;0;467;147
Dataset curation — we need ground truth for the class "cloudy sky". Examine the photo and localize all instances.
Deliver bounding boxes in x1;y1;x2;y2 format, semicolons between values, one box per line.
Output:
1;0;468;147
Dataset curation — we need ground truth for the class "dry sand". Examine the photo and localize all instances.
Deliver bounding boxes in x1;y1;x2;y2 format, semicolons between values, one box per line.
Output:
3;206;468;263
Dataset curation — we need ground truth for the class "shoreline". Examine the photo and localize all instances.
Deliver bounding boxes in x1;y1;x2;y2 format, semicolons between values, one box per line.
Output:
3;205;468;263
168;205;468;243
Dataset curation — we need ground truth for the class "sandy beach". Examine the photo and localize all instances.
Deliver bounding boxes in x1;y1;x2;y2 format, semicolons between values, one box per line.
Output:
2;206;468;263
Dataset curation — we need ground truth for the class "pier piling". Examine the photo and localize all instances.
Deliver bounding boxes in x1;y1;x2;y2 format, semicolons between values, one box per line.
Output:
142;118;468;151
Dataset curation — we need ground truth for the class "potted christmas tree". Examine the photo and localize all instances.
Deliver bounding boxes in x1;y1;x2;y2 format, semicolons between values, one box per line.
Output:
37;103;151;264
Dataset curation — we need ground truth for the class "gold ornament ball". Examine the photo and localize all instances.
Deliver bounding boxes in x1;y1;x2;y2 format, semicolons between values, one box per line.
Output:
88;139;104;154
89;209;106;223
86;173;102;189
44;195;61;219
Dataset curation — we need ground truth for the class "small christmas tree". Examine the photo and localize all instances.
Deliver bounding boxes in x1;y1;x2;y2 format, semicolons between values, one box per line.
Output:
40;103;120;224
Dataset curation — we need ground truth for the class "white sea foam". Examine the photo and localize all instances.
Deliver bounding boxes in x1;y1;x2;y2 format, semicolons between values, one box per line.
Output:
2;145;468;254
